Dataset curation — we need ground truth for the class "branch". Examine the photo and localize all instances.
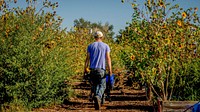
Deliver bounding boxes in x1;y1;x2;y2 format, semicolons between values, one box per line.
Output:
149;78;162;99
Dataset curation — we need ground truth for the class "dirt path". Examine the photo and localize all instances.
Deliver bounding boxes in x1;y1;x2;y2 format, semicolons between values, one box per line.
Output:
33;80;155;112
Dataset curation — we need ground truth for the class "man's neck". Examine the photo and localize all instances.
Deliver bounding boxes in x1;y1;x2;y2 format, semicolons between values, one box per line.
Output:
95;39;102;42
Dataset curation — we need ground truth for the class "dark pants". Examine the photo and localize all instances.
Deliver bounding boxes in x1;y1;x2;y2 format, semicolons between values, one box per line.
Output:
90;69;106;100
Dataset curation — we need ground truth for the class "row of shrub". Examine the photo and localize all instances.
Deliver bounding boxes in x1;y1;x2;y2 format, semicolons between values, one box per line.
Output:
118;0;200;101
0;0;200;111
0;0;75;111
0;0;125;111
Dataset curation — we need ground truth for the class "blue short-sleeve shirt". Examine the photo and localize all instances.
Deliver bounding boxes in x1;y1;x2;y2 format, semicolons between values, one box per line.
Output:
87;42;110;70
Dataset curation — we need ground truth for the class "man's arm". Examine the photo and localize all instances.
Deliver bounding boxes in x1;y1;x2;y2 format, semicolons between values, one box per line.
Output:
84;52;90;74
106;52;112;76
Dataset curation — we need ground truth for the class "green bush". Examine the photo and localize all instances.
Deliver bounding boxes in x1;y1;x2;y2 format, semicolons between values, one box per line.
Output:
173;59;200;100
118;0;200;101
0;0;73;109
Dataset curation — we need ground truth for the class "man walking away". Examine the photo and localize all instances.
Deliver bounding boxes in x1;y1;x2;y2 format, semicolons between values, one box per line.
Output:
84;31;112;110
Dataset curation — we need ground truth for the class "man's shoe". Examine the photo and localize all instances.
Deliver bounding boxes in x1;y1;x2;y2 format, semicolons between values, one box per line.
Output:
94;96;101;110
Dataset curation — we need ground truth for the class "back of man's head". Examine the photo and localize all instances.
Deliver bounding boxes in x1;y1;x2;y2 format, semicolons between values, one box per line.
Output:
94;31;103;38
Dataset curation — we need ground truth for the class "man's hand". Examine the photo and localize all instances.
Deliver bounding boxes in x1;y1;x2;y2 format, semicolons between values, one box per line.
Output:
86;68;90;73
109;71;112;76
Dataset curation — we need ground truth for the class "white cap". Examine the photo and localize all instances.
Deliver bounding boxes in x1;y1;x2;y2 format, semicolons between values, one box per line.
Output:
94;31;103;38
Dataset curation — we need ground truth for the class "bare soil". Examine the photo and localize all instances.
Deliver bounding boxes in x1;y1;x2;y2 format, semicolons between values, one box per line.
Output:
33;79;156;112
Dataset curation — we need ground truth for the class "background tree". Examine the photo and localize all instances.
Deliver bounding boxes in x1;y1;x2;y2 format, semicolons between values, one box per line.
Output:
73;18;115;41
118;0;200;101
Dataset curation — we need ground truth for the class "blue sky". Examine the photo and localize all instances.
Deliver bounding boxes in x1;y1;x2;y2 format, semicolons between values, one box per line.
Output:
56;0;135;35
9;0;200;36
